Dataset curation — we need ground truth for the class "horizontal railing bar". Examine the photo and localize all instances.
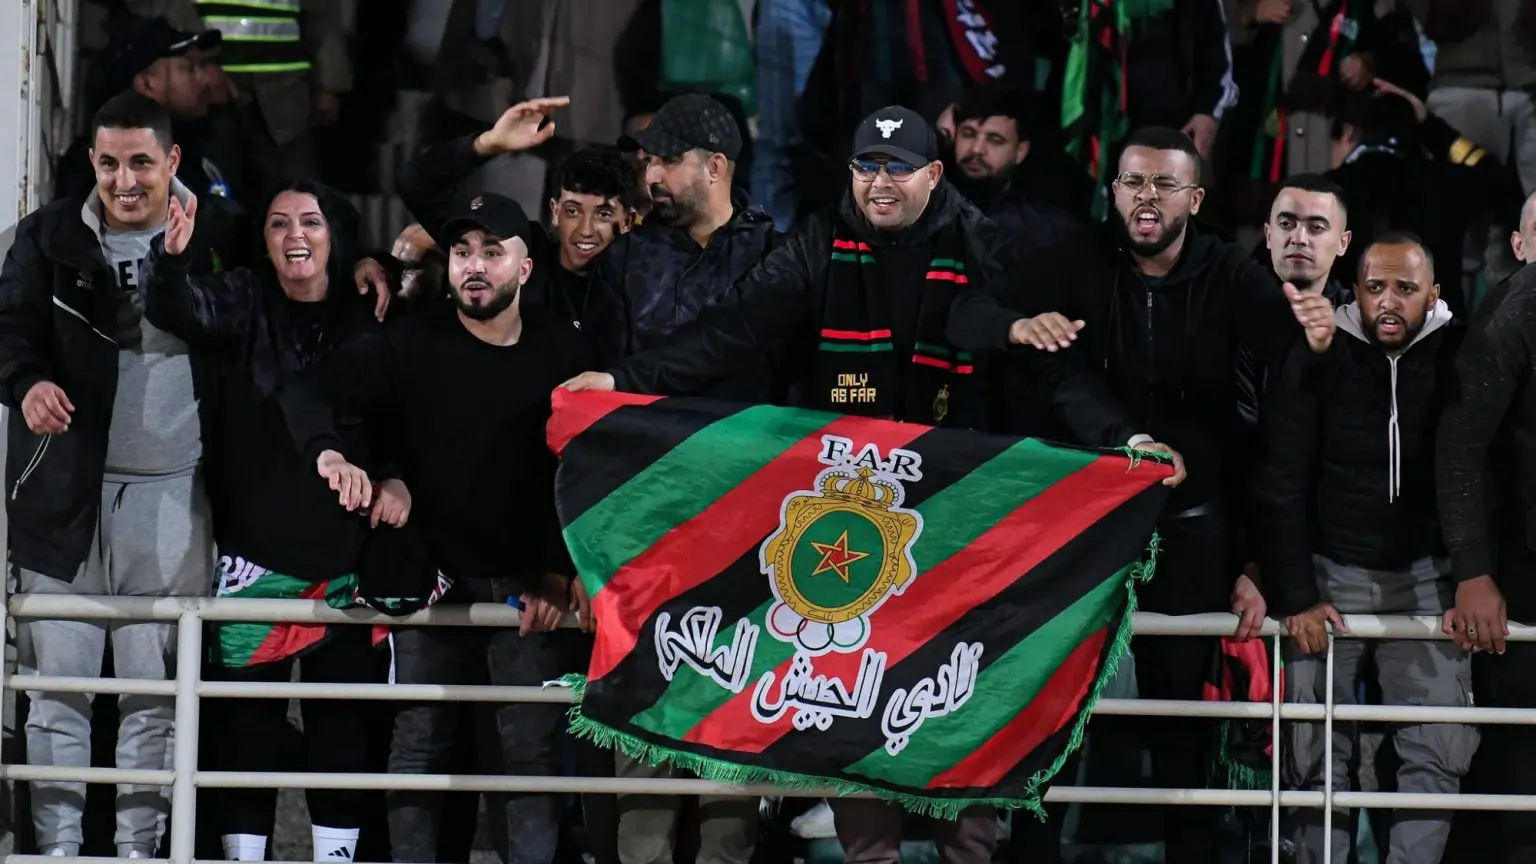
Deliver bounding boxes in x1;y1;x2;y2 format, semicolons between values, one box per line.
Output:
2;674;176;696
196;681;573;702
0;764;174;784
9;678;1536;725
13;596;1536;642
3;857;164;864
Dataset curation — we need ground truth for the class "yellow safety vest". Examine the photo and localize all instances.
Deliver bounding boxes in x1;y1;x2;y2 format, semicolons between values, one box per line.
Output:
194;0;310;74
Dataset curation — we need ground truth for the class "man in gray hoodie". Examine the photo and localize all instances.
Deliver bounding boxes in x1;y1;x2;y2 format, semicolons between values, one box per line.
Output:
1255;232;1476;864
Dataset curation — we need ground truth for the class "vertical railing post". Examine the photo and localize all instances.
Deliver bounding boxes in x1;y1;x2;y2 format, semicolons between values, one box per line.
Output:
1271;629;1282;864
168;609;203;864
1322;628;1336;864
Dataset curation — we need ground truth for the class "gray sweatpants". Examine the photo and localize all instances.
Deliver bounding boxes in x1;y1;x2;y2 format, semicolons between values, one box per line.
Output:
1283;555;1478;864
14;472;214;857
615;754;758;864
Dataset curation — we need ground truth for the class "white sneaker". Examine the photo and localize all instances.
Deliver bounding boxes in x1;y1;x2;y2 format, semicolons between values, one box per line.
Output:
126;852;149;859
790;799;837;840
47;849;67;858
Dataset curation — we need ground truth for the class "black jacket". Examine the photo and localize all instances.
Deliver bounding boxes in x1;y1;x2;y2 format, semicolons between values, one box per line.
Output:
593;190;780;401
1019;220;1302;514
1257;301;1458;616
394;133;627;365
140;187;393;581
612;181;1139;444
1438;267;1536;615
1122;0;1240;129
0;185;244;581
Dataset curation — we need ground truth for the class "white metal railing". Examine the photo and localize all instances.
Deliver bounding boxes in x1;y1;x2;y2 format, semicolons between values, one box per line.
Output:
3;593;1534;864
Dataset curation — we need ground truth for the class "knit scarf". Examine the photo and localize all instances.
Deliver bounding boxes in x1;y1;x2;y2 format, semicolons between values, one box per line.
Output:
1247;0;1361;183
811;225;978;427
1062;0;1174;220
862;0;1009;87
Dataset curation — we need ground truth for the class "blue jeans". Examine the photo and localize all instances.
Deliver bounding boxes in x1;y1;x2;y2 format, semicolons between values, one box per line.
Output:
750;0;831;231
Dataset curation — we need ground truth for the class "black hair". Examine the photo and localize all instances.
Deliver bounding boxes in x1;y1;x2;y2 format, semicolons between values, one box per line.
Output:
1358;229;1435;280
91;91;174;153
554;146;640;212
260;179;361;304
1277;172;1350;224
953;85;1034;141
1120;125;1203;184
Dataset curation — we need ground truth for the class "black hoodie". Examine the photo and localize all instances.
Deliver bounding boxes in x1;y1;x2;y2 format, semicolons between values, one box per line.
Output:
1018;219;1301;515
143;182;393;580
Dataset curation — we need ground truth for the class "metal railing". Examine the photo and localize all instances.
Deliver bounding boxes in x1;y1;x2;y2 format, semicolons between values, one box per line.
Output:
3;593;1534;864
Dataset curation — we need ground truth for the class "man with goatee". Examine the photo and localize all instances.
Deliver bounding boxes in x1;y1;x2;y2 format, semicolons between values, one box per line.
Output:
276;194;594;864
1015;125;1336;864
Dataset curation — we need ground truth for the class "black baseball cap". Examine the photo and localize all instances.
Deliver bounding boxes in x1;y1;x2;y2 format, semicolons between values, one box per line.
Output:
619;93;742;161
91;16;221;105
440;193;534;247
851;105;939;167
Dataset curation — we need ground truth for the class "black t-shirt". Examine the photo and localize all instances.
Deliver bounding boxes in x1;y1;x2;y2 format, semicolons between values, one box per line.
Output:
281;302;598;591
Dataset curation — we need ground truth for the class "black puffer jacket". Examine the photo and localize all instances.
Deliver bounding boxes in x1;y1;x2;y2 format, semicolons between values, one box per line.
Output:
1256;300;1458;616
0;182;245;581
593;189;779;401
141;182;393;581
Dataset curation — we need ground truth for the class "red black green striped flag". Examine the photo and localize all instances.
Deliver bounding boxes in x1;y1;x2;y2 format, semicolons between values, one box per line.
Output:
548;391;1169;815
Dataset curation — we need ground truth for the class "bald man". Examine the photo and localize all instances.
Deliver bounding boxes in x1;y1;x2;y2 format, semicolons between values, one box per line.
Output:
1512;191;1536;265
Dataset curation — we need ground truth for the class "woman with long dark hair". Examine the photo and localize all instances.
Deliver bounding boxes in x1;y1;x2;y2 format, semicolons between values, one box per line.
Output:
143;181;404;862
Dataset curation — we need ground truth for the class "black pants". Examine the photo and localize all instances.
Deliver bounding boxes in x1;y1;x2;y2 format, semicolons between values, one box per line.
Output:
1134;513;1229;864
206;627;377;835
1477;540;1536;862
385;582;582;864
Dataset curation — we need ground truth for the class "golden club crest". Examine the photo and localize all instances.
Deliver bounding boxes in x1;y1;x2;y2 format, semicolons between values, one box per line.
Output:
469;196;485;210
761;462;922;654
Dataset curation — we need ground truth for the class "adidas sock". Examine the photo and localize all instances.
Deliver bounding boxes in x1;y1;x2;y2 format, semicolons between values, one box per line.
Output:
222;833;269;861
311;825;359;862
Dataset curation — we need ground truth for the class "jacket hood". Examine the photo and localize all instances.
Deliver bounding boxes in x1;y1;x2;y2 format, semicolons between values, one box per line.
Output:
1335;297;1453;504
838;179;970;247
1099;215;1227;286
1335;297;1453;352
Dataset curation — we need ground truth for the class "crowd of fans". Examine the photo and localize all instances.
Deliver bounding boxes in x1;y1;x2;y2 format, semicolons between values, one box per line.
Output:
5;1;1536;863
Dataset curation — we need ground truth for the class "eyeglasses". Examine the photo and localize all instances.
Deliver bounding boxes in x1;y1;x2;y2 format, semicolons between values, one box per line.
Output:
1114;172;1199;196
849;158;921;181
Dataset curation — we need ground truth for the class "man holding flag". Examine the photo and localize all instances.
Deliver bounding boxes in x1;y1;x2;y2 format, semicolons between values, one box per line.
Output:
562;104;1185;863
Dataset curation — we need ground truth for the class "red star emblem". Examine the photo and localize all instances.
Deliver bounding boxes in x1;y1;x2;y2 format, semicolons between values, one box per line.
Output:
809;529;870;583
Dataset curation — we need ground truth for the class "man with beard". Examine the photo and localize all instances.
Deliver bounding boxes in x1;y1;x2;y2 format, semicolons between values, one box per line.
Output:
1016;125;1334;863
1258;234;1474;864
938;85;1077;256
277;194;592;864
595;93;779;400
562;106;1188;864
396;96;633;366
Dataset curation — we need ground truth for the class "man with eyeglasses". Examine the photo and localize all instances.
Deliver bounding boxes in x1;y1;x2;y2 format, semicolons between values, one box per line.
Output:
1015;125;1335;863
561;105;1188;864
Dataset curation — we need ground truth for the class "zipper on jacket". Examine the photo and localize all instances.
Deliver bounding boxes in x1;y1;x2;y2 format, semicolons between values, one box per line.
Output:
11;436;51;500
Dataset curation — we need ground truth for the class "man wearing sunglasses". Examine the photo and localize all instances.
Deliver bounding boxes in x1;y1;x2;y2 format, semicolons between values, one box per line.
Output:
562;107;1187;863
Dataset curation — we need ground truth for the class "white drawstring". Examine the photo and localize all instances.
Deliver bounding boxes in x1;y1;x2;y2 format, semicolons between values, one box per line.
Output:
1387;355;1401;504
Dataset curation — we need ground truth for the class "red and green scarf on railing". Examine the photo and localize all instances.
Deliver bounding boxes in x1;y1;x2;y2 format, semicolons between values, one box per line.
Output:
1247;0;1362;184
1061;0;1173;220
810;226;982;428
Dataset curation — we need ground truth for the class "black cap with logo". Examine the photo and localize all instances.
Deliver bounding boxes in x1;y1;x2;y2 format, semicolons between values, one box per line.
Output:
440;193;533;247
851;105;939;167
619;93;742;161
91;16;221;106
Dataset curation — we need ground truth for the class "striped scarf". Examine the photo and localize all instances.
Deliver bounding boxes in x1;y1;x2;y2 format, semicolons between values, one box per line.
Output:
1248;0;1361;183
1061;0;1174;219
813;226;980;427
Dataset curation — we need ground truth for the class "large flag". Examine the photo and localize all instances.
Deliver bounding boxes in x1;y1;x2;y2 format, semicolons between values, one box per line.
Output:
548;391;1170;816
